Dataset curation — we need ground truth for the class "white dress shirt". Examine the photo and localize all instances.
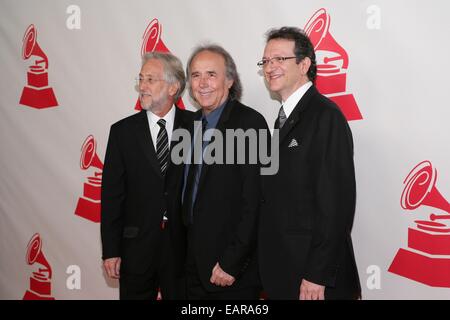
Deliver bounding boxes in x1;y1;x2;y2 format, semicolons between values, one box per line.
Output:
146;105;176;151
281;81;313;119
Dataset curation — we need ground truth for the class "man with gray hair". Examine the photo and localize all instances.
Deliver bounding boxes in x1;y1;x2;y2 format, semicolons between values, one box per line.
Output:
182;44;269;299
101;52;193;299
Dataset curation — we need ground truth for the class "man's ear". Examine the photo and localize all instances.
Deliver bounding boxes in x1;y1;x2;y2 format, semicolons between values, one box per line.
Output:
169;83;179;97
300;57;311;77
226;78;234;90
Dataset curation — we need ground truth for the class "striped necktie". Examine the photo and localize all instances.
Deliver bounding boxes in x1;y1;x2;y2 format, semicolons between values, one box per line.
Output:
156;119;169;176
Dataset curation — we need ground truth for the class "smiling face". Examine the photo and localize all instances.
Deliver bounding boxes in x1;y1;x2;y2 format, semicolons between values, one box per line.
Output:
189;50;233;114
263;38;310;101
138;58;177;116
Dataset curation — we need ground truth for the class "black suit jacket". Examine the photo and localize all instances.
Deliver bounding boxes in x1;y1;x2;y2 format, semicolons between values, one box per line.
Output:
185;99;269;292
101;107;193;276
258;86;361;299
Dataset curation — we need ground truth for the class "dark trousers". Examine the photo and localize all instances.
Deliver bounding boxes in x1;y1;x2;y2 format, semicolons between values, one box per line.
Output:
119;227;186;300
185;228;260;300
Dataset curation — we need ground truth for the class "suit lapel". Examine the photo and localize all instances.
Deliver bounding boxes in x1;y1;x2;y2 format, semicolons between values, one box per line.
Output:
196;99;233;196
165;107;189;176
134;110;163;180
278;85;317;144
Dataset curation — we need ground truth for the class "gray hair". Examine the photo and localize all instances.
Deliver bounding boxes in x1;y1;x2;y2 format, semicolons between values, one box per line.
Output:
142;52;186;101
186;44;242;101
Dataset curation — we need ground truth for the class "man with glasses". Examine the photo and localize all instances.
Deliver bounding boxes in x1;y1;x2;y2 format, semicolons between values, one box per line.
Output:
101;52;193;299
257;27;361;300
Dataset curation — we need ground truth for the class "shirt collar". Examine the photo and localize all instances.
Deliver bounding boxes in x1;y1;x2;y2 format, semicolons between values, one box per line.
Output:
201;99;227;128
147;105;176;127
281;81;312;119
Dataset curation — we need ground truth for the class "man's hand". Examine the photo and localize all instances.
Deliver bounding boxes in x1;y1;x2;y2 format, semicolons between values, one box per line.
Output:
299;279;325;300
210;262;235;287
103;257;121;279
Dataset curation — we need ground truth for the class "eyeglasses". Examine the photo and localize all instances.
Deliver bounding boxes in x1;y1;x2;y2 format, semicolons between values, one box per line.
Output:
135;76;165;85
256;56;297;68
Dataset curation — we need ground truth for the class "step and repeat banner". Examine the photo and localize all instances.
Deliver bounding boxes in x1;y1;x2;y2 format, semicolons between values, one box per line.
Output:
1;0;449;299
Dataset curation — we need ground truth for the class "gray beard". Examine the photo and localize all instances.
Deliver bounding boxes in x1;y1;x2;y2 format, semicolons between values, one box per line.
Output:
140;94;168;112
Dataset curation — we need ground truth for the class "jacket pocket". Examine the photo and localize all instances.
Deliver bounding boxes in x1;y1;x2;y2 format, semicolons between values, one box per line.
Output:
122;226;139;239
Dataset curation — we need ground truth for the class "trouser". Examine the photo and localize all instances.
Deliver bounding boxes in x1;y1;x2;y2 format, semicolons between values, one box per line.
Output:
119;226;186;300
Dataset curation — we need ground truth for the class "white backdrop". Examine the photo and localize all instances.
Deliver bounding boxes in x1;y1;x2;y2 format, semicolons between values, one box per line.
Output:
1;0;449;299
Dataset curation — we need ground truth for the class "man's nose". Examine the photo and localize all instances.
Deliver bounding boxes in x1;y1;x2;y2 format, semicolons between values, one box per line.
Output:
199;76;209;87
265;61;276;73
139;80;148;91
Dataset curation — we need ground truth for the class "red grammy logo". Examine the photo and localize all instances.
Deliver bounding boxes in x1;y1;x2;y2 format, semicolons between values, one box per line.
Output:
135;18;185;111
23;233;55;300
75;135;103;223
389;160;450;287
304;8;362;121
19;24;58;109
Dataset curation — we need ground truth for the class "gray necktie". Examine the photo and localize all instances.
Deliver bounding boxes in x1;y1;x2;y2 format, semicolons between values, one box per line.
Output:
278;105;287;129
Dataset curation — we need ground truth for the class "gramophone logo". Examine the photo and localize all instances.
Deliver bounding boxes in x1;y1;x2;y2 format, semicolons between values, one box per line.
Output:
23;233;55;300
19;24;58;109
389;160;450;287
304;8;362;121
135;18;185;111
74;135;103;223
